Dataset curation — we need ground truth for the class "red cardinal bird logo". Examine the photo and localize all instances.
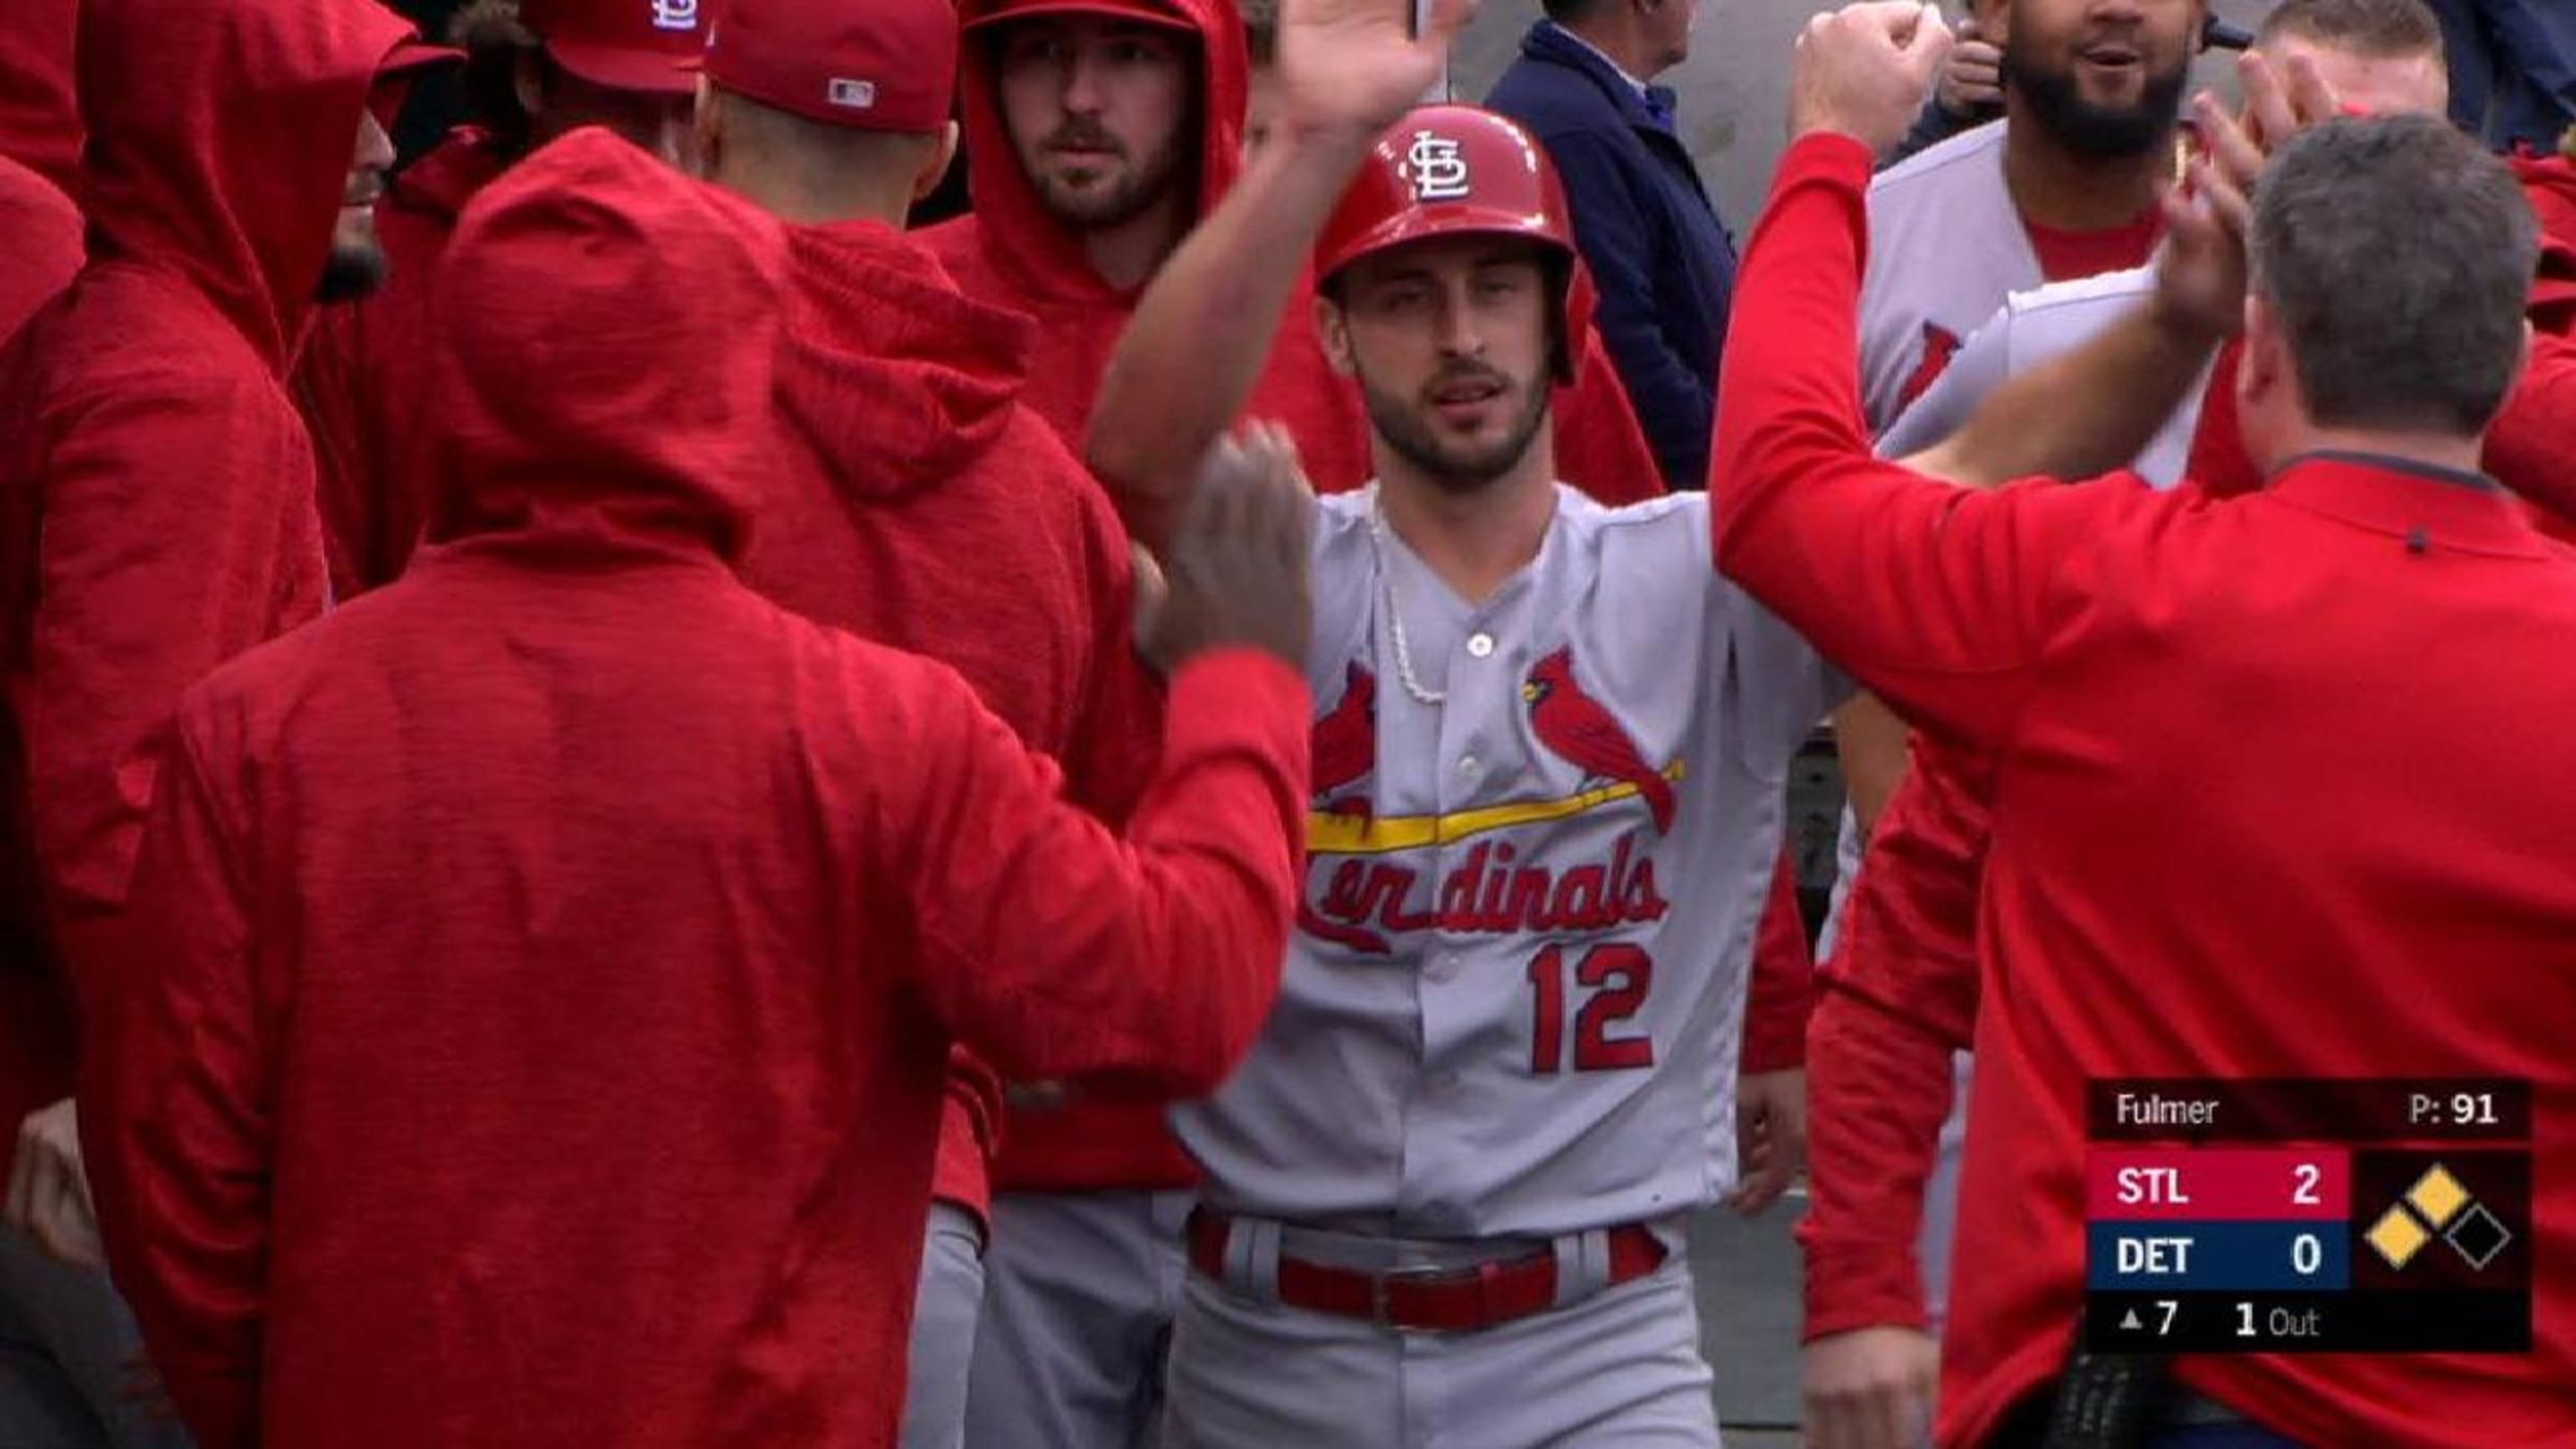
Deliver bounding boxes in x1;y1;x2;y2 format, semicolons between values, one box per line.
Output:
1310;662;1376;821
1896;321;1962;413
1522;647;1675;834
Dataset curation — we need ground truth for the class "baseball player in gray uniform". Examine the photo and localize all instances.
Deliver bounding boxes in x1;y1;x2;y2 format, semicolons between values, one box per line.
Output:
1083;5;1840;1443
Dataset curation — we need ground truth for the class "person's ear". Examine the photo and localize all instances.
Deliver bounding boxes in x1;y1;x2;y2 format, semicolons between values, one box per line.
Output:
2239;293;2288;408
1316;293;1356;379
913;120;963;204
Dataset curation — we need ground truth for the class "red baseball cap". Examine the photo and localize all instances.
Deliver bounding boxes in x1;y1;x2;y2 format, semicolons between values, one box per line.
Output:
518;0;705;97
961;0;1194;35
702;0;957;132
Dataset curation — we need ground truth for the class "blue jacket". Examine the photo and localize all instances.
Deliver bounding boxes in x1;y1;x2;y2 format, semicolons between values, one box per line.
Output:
1486;20;1736;492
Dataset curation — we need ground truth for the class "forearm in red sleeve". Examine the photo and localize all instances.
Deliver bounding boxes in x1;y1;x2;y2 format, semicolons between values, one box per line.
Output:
78;708;267;1449
1708;133;2124;753
1796;756;1988;1337
1740;844;1814;1074
29;382;323;990
896;648;1306;1096
2483;335;2576;524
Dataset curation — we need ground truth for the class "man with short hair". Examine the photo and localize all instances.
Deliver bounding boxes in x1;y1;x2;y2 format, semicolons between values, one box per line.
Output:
293;0;705;600
1721;7;2576;1443
1081;5;1835;1442
80;127;1317;1449
928;5;1663;1441
0;0;449;1440
691;3;1165;1443
1487;0;1738;497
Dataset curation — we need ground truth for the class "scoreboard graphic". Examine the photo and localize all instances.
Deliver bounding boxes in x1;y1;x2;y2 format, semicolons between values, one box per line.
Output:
2083;1078;2532;1353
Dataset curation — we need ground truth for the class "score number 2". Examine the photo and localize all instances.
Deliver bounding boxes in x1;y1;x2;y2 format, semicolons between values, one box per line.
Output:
1527;944;1654;1074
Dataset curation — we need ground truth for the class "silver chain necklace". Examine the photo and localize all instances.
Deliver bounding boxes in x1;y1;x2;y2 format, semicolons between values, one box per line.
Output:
1366;493;1447;707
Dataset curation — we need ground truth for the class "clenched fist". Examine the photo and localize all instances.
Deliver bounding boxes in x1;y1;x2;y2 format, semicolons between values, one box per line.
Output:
1792;2;1955;155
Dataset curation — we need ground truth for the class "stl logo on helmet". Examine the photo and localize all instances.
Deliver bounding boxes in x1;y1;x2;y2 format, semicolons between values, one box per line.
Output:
651;0;699;32
1403;131;1473;203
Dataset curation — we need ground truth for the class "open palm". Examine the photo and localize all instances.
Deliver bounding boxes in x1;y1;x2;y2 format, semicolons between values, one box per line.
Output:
1276;0;1477;139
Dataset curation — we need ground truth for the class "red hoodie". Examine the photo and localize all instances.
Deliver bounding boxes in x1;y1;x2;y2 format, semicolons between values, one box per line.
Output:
0;0;80;193
921;0;1670;1193
0;0;414;1136
1722;132;2576;1449
79;132;1306;1449
746;218;1166;1218
0;158;80;346
296;128;510;598
921;0;1662;514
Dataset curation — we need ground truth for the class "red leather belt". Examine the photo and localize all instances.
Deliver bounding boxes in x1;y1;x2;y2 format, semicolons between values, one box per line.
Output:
1185;1209;1667;1334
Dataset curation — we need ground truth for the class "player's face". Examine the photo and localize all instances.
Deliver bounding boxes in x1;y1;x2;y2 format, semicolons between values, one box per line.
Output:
2263;36;2448;118
1325;236;1555;495
319;110;396;304
997;17;1194;231
1997;0;2199;158
1644;0;1697;73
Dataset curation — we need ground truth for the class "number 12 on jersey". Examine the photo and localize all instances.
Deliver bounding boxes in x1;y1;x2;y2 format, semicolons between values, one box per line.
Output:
1528;943;1654;1074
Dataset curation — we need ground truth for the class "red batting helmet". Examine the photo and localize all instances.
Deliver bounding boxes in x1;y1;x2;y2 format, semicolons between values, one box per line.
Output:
1315;105;1582;382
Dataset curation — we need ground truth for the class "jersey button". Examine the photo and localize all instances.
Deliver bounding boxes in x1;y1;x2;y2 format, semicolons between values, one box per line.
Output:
1466;631;1495;658
1457;755;1481;778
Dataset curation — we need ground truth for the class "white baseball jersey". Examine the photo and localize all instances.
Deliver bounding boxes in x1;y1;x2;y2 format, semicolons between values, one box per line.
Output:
1880;263;2210;487
1859;119;2043;434
1171;486;1849;1239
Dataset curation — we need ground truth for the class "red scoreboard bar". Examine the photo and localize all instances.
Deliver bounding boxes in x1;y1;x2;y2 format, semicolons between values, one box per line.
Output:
2083;1079;2532;1353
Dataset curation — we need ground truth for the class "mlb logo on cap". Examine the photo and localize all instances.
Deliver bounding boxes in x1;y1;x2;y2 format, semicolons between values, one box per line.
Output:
699;0;957;132
649;0;698;33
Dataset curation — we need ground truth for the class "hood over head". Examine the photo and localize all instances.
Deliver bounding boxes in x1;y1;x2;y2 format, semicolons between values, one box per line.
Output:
77;0;424;370
953;0;1245;303
0;0;80;192
778;222;1032;503
425;127;784;564
2511;151;2576;337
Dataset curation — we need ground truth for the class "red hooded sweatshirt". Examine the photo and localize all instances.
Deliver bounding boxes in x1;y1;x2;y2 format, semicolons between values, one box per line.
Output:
79;132;1306;1449
0;0;415;1137
295;128;511;598
0;157;80;346
0;0;80;346
745;218;1166;1218
921;0;1663;513
1728;135;2576;1447
0;0;80;193
920;0;1690;1192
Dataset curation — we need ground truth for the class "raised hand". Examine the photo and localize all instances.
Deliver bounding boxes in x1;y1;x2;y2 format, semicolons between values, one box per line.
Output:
1275;0;1478;145
1141;423;1316;674
2153;52;2345;340
1935;18;2002;120
1791;1;1955;154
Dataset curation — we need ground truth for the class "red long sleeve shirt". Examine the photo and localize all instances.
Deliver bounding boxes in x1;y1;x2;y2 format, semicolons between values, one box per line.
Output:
79;134;1306;1449
1717;132;2576;1448
0;0;415;1130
